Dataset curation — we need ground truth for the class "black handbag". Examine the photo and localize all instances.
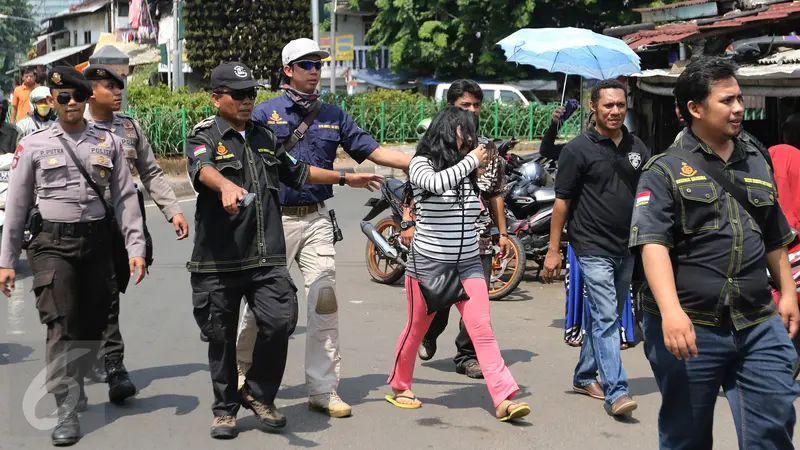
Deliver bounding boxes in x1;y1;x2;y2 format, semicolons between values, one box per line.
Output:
58;135;132;294
412;190;469;315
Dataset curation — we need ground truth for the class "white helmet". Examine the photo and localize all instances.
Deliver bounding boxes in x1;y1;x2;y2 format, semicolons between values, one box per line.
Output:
29;86;51;110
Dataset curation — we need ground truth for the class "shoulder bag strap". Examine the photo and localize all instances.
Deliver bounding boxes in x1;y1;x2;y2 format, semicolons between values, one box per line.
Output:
282;100;322;152
667;147;765;228
57;134;113;220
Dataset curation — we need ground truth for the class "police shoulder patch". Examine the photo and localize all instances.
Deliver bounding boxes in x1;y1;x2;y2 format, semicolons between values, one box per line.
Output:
189;116;216;138
642;153;668;171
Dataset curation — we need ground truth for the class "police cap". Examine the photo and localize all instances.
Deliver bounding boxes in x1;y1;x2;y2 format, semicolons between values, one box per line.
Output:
211;62;262;91
83;65;125;87
47;66;92;95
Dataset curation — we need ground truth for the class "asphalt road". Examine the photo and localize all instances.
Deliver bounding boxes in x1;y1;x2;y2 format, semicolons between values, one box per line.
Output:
1;186;798;449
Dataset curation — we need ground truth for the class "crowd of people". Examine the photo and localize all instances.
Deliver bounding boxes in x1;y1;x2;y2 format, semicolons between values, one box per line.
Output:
0;36;798;449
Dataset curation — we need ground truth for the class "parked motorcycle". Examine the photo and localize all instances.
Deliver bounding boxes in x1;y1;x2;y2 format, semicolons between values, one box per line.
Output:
361;145;527;300
769;228;800;378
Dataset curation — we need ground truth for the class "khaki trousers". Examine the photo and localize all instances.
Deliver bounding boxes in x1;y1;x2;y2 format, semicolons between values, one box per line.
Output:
236;205;339;396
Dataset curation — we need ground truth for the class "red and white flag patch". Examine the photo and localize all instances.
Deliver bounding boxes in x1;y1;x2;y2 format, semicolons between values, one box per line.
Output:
636;191;651;206
193;145;207;157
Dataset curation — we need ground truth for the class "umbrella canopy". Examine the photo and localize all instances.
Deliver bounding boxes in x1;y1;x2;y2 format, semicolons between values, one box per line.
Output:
497;27;641;80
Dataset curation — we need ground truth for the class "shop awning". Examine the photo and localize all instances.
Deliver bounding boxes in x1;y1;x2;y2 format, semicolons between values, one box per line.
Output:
20;44;93;67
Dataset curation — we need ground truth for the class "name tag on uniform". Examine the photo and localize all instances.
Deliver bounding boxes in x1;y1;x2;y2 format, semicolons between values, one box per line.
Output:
744;177;773;188
257;148;275;155
318;124;340;130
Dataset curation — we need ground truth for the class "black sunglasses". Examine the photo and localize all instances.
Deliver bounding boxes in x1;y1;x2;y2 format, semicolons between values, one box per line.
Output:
293;60;323;71
215;89;257;101
56;90;90;105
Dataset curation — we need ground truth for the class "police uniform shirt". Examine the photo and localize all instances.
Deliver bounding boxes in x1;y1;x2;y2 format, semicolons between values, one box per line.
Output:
0;122;146;269
185;115;310;273
629;129;795;329
84;109;182;221
252;93;379;206
555;125;651;257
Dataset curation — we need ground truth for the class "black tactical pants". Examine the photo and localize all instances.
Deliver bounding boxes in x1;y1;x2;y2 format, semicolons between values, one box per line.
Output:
98;189;152;363
27;223;117;397
424;254;492;368
191;266;298;417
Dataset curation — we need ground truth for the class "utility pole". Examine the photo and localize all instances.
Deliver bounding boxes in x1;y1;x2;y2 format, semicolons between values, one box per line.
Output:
172;0;183;91
329;0;336;94
311;0;319;44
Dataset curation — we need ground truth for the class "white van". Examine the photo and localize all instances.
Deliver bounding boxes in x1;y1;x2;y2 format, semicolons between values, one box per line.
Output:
433;83;538;106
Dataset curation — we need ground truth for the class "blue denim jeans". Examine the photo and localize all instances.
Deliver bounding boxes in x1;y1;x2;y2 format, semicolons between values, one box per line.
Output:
573;255;634;405
644;312;799;450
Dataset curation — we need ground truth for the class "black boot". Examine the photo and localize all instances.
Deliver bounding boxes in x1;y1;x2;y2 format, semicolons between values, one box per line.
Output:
76;384;88;413
85;360;107;383
106;358;136;404
52;395;81;446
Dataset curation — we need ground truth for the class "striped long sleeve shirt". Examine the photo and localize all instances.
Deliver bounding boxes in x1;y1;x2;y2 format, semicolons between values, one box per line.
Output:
409;154;482;262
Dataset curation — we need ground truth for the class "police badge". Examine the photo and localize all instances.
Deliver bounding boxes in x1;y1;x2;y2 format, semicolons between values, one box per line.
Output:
628;152;642;169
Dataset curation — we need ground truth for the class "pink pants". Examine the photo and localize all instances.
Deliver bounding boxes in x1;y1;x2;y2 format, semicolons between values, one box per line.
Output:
388;276;520;407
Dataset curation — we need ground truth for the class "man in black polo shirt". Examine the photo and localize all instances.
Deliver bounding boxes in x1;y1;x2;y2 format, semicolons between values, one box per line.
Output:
543;79;650;417
631;57;800;448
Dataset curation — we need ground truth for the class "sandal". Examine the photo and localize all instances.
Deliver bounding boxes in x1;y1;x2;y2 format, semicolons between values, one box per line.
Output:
385;394;422;409
498;401;531;422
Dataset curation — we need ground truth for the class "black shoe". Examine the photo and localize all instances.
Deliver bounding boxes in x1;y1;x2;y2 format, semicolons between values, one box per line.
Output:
85;361;107;383
240;388;286;429
76;384;87;413
418;339;436;361
106;359;137;404
456;360;484;379
210;415;238;439
52;401;81;446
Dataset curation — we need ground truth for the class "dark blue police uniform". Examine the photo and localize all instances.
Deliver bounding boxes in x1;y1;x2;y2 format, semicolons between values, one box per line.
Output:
252;93;379;206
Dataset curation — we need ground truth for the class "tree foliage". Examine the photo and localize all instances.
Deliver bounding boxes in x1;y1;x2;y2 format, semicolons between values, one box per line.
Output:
184;0;312;88
366;0;654;79
0;0;37;92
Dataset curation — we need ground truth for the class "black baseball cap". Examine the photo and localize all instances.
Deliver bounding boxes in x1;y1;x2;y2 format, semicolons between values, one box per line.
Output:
47;66;92;95
211;62;262;91
83;65;125;87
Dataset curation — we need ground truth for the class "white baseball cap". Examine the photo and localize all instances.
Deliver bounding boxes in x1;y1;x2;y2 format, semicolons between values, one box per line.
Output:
282;38;330;66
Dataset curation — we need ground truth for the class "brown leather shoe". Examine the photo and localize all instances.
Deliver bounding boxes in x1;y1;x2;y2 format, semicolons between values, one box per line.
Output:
241;388;286;429
608;394;638;416
210;415;238;439
573;381;604;400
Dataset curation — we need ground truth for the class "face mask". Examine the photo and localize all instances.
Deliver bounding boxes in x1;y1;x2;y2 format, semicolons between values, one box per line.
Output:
36;104;51;117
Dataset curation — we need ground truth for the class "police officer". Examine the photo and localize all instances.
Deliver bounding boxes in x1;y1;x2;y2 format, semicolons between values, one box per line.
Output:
0;66;147;447
82;65;189;393
631;57;800;448
236;38;410;418
187;62;381;439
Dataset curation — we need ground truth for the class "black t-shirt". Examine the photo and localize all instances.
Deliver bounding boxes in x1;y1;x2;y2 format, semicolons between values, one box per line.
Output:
555;126;651;257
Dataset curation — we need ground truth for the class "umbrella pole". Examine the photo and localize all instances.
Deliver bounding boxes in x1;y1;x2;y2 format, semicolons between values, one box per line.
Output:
561;73;568;105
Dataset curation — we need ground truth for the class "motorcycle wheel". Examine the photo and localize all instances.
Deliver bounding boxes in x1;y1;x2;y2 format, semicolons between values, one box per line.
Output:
489;234;526;300
365;217;406;284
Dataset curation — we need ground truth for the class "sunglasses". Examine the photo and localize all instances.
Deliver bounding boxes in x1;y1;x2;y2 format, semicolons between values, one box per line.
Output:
293;60;323;71
215;89;257;101
56;90;90;105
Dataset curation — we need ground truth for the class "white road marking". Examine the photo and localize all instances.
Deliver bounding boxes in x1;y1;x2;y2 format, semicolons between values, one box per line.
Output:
7;280;25;335
350;301;363;304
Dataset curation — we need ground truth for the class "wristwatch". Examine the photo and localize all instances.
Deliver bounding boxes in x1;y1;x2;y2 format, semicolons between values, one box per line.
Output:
338;170;347;186
400;220;416;230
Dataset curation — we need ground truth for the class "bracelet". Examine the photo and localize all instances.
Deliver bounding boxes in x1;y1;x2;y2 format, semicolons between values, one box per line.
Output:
499;233;509;237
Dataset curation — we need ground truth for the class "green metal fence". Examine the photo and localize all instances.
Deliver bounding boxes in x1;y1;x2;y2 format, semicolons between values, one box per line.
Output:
127;101;584;158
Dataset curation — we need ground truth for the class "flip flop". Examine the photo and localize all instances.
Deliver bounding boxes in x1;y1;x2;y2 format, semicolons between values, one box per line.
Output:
498;403;531;422
385;394;422;409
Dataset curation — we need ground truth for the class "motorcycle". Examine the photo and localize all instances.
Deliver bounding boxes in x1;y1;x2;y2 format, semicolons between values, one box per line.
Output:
769;228;800;378
361;142;527;300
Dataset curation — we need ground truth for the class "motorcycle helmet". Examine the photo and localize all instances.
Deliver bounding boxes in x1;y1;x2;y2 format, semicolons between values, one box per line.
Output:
416;118;432;139
29;86;52;117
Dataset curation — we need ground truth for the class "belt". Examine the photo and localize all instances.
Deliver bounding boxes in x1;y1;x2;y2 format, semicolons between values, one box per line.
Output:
42;220;105;237
281;201;325;217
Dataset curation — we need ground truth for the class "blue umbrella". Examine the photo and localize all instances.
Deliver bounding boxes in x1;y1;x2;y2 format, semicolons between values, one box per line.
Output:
497;27;641;102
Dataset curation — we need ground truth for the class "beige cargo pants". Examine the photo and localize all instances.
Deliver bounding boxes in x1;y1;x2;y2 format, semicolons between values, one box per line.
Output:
236;205;340;396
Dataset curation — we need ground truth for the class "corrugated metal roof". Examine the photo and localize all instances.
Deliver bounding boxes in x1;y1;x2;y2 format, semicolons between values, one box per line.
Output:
624;1;800;50
633;0;715;13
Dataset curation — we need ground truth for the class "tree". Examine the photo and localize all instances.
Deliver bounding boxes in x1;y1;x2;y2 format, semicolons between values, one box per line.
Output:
184;0;312;88
365;0;654;79
0;0;37;93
